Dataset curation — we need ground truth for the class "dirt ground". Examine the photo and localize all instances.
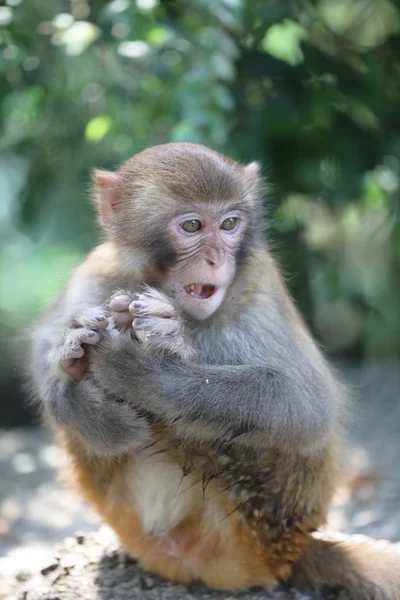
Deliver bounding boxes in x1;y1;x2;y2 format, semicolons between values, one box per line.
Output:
0;361;399;598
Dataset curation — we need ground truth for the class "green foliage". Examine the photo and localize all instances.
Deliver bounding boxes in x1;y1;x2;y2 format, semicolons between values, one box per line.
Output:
262;19;307;66
1;0;400;367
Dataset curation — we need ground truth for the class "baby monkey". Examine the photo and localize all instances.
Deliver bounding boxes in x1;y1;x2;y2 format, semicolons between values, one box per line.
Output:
31;143;400;598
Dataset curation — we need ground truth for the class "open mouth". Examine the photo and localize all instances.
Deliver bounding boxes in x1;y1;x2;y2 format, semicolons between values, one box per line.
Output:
185;283;217;300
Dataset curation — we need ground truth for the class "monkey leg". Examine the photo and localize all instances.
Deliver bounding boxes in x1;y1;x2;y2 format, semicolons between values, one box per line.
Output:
61;431;324;592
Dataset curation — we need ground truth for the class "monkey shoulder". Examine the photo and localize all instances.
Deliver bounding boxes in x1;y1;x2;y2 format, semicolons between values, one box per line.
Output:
64;242;145;309
75;242;136;281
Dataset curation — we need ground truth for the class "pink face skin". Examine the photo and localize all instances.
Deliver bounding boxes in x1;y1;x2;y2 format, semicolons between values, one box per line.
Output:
163;206;248;320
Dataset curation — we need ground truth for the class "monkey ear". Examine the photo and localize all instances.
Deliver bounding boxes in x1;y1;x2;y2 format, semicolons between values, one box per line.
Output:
244;161;260;178
91;169;121;228
243;162;264;211
244;162;262;194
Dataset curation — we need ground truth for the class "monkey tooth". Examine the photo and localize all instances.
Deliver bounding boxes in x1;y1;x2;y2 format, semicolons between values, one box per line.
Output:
185;283;216;300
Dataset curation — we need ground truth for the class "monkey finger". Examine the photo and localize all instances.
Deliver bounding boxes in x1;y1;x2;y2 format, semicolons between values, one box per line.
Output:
133;317;179;335
111;311;133;329
131;315;188;358
79;329;101;345
60;357;75;371
72;309;109;330
132;317;146;327
128;302;144;317
136;288;173;306
132;318;152;332
129;301;175;319
109;294;131;313
63;343;84;360
65;327;101;348
60;356;87;380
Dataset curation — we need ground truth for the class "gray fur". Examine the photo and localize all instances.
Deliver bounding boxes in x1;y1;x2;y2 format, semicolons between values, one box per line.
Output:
88;339;335;455
30;265;342;457
43;376;149;455
29;281;151;456
28;142;343;460
87;284;342;456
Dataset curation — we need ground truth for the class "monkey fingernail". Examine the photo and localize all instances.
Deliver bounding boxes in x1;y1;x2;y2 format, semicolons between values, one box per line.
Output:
81;330;100;344
65;345;84;359
93;314;108;327
129;301;144;314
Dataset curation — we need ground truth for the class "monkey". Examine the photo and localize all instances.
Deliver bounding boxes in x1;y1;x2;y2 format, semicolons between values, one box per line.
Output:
29;143;400;599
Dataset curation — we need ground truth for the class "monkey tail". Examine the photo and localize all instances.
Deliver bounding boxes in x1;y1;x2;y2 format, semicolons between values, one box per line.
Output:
289;530;400;600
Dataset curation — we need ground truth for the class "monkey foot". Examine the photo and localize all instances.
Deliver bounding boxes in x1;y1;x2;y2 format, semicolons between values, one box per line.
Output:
157;536;185;558
147;533;196;559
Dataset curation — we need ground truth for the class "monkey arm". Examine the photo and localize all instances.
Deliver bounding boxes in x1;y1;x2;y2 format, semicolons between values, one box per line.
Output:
30;314;151;455
89;332;341;454
28;255;153;456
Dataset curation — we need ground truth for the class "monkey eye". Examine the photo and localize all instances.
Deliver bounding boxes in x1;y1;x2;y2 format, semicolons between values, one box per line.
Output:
181;219;201;233
221;216;238;231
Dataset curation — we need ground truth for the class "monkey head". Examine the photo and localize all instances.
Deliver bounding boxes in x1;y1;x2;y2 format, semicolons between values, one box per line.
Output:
92;143;263;320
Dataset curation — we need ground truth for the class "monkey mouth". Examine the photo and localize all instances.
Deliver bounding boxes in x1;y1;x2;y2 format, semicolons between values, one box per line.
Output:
185;283;217;300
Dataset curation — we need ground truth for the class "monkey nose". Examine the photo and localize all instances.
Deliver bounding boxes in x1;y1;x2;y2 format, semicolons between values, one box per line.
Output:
206;250;224;267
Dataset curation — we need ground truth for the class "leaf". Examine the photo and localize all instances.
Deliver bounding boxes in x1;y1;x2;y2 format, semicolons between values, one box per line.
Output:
261;19;308;66
85;115;112;143
147;27;170;46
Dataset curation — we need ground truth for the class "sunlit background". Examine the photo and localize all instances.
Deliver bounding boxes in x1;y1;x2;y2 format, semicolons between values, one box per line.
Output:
1;0;400;590
1;0;400;421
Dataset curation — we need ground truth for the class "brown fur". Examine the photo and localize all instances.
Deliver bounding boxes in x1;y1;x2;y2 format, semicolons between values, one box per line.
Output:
61;424;333;591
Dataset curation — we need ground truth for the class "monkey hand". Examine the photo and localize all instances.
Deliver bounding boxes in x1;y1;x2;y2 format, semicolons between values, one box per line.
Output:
39;315;150;456
53;308;109;380
109;287;193;360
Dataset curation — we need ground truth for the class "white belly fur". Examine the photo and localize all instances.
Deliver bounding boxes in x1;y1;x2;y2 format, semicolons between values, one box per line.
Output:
130;443;199;536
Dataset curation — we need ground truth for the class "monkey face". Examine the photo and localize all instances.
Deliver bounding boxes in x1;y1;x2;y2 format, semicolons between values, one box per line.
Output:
162;206;249;320
92;143;263;320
